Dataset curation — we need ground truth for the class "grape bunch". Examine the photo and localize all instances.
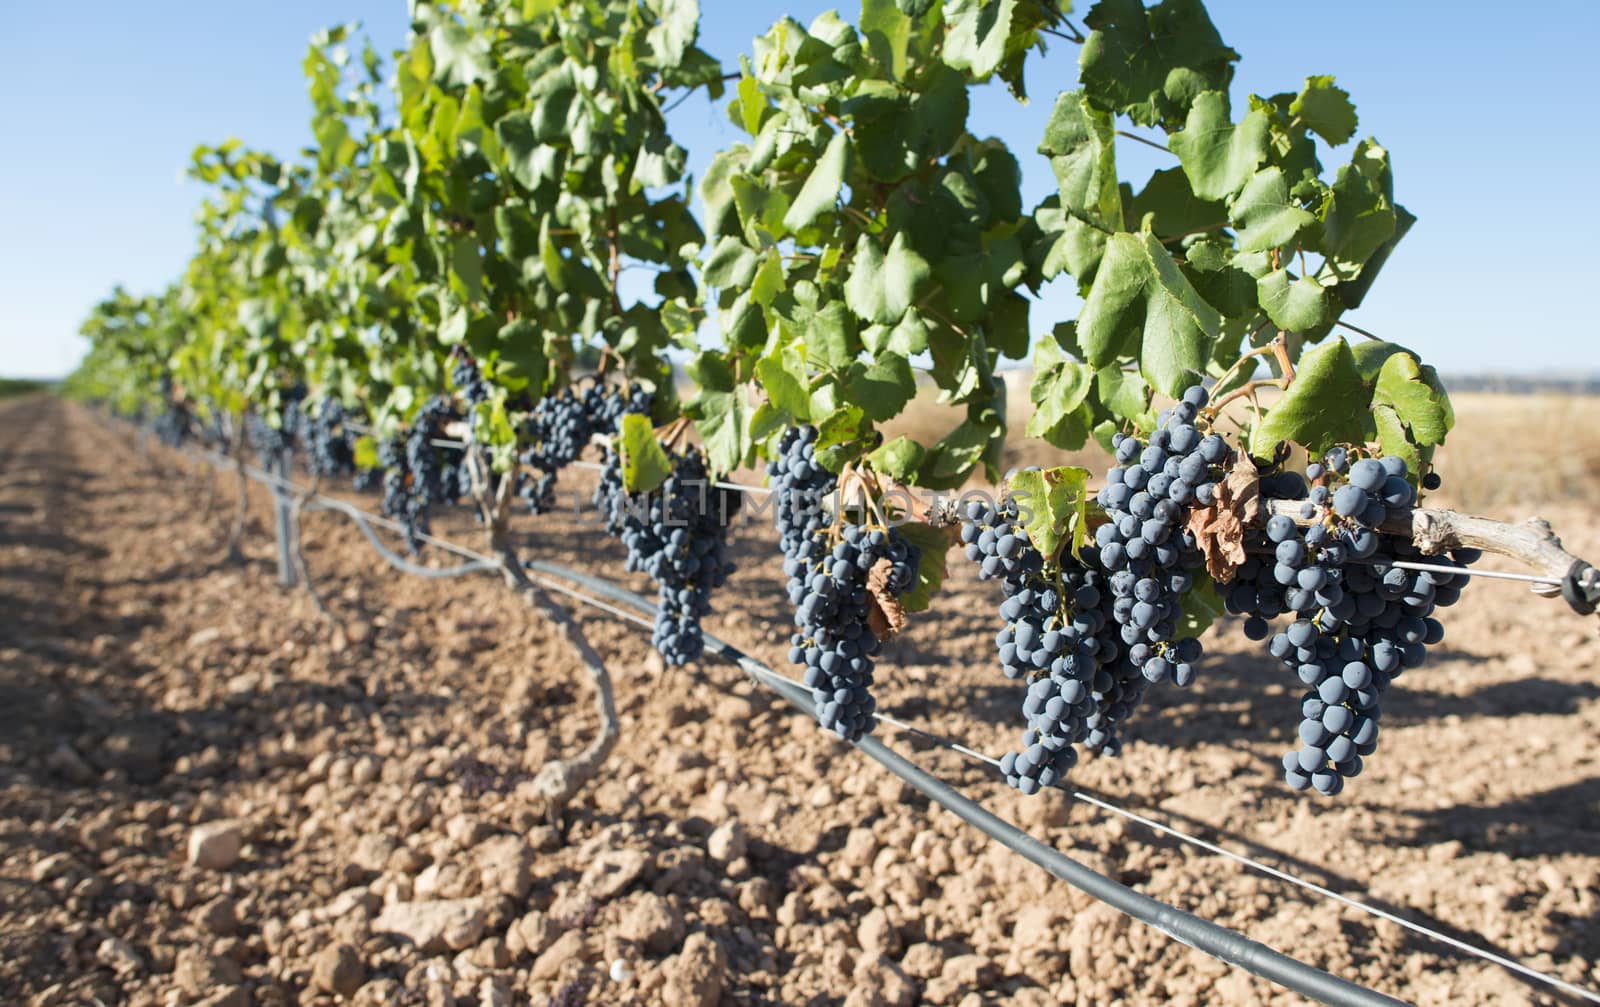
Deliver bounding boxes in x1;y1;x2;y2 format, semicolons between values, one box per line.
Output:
1227;451;1475;795
594;444;742;665
379;396;467;553
1093;384;1226;688
519;387;593;514
519;381;652;514
961;499;1106;793
152;403;191;447
583;380;653;435
450;350;489;409
304;399;359;478
769;426;920;742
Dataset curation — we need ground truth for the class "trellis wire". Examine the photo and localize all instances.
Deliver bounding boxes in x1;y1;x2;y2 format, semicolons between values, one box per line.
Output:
167;435;1600;1006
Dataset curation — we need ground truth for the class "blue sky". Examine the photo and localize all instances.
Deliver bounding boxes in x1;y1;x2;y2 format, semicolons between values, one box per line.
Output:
4;1;1595;379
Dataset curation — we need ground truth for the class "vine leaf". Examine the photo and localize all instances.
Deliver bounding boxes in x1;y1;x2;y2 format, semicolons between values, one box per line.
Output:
1232;167;1315;252
1039;91;1122;230
943;0;1016;80
755;346;811;422
1077;230;1219;396
846;352;917;422
1078;0;1238;127
1290;75;1358;146
1372;349;1454;448
866;559;909;640
844;231;933;325
684;353;751;474
1008;466;1092;563
896;522;954;613
1027;329;1094;447
1168;91;1269;201
868;435;925;481
617;413;672;493
1256;268;1329;331
1249;337;1367;457
1318;141;1398;281
782;129;850;233
1176;571;1226;638
1187;452;1259;583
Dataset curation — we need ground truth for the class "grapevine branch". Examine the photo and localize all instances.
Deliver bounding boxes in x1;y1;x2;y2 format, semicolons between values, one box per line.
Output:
466;449;619;817
1260;498;1600;612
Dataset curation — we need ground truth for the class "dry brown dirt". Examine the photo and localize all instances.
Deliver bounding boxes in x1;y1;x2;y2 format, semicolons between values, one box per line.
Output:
2;395;1598;1007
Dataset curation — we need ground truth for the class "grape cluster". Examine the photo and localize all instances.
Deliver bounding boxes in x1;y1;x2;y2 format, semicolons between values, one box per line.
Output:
304;399;359;478
1228;450;1475;795
519;381;652;514
152;404;191;447
450;350;489;409
594;445;741;665
1093;384;1225;688
962;500;1103;792
770;426;920;742
378;397;467;553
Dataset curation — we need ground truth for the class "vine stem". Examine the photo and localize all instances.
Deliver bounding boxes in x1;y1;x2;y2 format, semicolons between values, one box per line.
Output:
1116;130;1174;155
291;475;338;624
1259;498;1591;601
466;449;618;818
1335;319;1383;341
225;420;249;563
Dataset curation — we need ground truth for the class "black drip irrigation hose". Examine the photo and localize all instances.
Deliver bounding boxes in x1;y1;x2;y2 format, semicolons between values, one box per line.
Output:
521;560;1408;1007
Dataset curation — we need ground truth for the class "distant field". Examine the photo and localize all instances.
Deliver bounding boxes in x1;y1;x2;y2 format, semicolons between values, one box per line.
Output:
0;377;49;398
881;375;1599;514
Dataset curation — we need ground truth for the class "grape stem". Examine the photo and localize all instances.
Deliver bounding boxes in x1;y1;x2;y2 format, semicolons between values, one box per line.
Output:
464;449;620;819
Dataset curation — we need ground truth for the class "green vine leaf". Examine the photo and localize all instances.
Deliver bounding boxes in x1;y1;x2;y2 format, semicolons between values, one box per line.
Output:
1077;230;1220;396
1249;336;1367;457
844;231;933;326
1039;91;1122;231
896;521;953;613
1257;268;1330;331
1232;166;1315;253
1372;349;1454;447
1008;466;1093;563
1290;75;1358;146
1168;91;1269;201
868;435;925;481
1078;0;1238;127
617;412;672;493
782;129;850;233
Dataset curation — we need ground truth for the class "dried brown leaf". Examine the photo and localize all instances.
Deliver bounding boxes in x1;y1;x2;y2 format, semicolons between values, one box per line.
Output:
866;557;907;641
1186;454;1260;584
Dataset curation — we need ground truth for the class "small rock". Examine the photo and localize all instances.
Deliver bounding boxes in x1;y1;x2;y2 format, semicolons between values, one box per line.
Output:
29;852;79;885
609;959;634;982
96;937;143;977
841;828;879;870
474;835;535;899
187;820;245;870
857;907;901;958
940;953;997;988
530;929;588;982
444;814;486;848
705;821;746;864
618;892;685;955
855;954;916;1007
373;899;486;954
579;848;647;902
662;933;726;1007
188;627;223;648
197;896;239;935
95;721;166;781
46;743;96;784
312;943;365;998
900;942;946;980
350;834;396;874
195;987;249;1007
174;947;242;996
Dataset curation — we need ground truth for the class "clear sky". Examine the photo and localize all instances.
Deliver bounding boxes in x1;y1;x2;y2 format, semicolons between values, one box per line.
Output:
4;2;1596;380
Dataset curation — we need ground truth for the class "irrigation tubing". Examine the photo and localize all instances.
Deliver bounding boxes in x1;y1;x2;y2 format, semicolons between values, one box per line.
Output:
151;426;1600;1006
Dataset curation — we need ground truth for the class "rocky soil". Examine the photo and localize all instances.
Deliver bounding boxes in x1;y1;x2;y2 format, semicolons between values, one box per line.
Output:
2;395;1597;1006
